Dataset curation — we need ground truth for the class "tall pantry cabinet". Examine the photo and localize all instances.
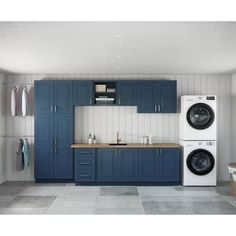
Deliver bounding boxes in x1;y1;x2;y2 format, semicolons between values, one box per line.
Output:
34;80;73;181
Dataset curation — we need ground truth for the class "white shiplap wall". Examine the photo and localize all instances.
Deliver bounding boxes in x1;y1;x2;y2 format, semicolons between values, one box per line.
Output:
3;74;232;181
0;73;6;183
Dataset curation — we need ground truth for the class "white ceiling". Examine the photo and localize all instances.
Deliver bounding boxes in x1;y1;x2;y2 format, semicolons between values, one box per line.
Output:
0;21;236;74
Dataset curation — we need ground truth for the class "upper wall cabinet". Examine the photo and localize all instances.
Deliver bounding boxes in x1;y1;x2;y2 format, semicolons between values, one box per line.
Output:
73;81;93;105
35;80;73;114
138;80;177;113
117;80;138;106
35;81;53;113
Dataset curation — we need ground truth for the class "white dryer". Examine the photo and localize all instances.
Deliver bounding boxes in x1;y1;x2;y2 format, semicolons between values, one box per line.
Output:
180;140;217;186
179;95;217;141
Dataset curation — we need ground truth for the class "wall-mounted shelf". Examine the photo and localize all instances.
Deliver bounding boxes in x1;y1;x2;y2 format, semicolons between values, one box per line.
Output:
94;81;116;105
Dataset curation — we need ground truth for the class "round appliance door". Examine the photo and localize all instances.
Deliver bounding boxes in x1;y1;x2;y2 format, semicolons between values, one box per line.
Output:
187;149;215;176
187;103;215;130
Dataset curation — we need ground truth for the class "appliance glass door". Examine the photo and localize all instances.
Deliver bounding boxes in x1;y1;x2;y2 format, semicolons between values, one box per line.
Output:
187;103;215;130
187;149;215;175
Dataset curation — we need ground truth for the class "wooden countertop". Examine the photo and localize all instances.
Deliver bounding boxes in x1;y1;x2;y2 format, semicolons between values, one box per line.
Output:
71;143;180;148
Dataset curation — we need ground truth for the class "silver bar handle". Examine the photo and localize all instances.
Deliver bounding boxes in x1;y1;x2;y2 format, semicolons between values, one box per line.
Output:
119;98;121;104
154;105;157;112
158;105;161;112
79;162;91;165
54;146;57;154
90;98;92;104
50;105;53;113
80;174;91;177
54;137;57;146
79;151;91;154
156;149;159;157
54;105;57;112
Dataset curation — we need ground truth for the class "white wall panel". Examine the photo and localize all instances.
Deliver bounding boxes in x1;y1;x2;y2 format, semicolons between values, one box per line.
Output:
3;74;232;181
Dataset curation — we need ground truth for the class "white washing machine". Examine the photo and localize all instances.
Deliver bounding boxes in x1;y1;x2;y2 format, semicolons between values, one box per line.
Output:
179;95;217;141
180;140;217;186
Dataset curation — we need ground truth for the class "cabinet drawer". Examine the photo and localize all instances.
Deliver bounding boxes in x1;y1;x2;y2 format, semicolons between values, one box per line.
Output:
75;148;95;158
74;169;95;182
75;157;95;168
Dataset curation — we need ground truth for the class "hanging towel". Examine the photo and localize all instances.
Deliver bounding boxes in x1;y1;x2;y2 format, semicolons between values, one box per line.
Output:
22;87;28;116
11;87;17;116
16;139;24;171
22;138;30;169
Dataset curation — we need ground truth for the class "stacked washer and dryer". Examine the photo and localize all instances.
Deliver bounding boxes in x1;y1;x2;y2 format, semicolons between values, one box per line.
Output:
179;96;217;186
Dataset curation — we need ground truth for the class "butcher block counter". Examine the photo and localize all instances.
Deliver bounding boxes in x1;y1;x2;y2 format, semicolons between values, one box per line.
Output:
71;143;180;148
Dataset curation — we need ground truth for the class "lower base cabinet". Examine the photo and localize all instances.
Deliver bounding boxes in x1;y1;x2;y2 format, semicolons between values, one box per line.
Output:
74;147;180;184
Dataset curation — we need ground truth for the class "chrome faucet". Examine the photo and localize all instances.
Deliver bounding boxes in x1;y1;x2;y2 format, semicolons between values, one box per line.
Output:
117;132;121;144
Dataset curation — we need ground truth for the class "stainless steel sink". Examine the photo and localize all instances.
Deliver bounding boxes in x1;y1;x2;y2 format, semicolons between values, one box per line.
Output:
108;143;127;146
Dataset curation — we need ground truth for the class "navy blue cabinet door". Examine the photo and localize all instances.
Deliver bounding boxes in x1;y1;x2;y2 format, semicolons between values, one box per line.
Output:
138;148;157;181
54;81;73;114
117;81;138;106
35;114;54;179
138;81;155;113
73;81;93;105
159;81;177;113
157;148;180;182
54;114;73;179
97;149;117;181
35;81;53;114
118;148;138;181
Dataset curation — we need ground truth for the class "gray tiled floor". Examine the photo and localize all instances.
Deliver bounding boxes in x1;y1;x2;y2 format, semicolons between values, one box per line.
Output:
0;181;236;215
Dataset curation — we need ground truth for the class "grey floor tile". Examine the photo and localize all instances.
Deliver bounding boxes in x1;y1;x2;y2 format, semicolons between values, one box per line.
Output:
5;196;56;208
175;186;214;191
215;185;231;196
138;186;181;197
100;186;138;196
18;186;64;196
142;200;194;215
57;191;98;202
46;199;96;214
96;196;143;209
188;201;236;214
0;181;36;187
62;185;100;193
0;195;15;208
0;186;27;196
95;207;144;215
0;208;47;215
228;201;236;207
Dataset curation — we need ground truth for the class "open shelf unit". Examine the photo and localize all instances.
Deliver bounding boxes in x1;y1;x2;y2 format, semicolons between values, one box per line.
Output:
94;81;116;105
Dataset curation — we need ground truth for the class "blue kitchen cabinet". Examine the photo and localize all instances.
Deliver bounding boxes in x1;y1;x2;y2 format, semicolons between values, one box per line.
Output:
35;114;54;180
35;81;53;114
116;81;138;106
138;81;156;113
35;80;73;181
118;148;138;181
54;81;73;113
159;81;177;113
157;148;180;182
74;149;96;182
97;149;117;181
138;80;177;113
35;80;73;114
73;80;93;105
138;148;157;181
53;114;73;179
